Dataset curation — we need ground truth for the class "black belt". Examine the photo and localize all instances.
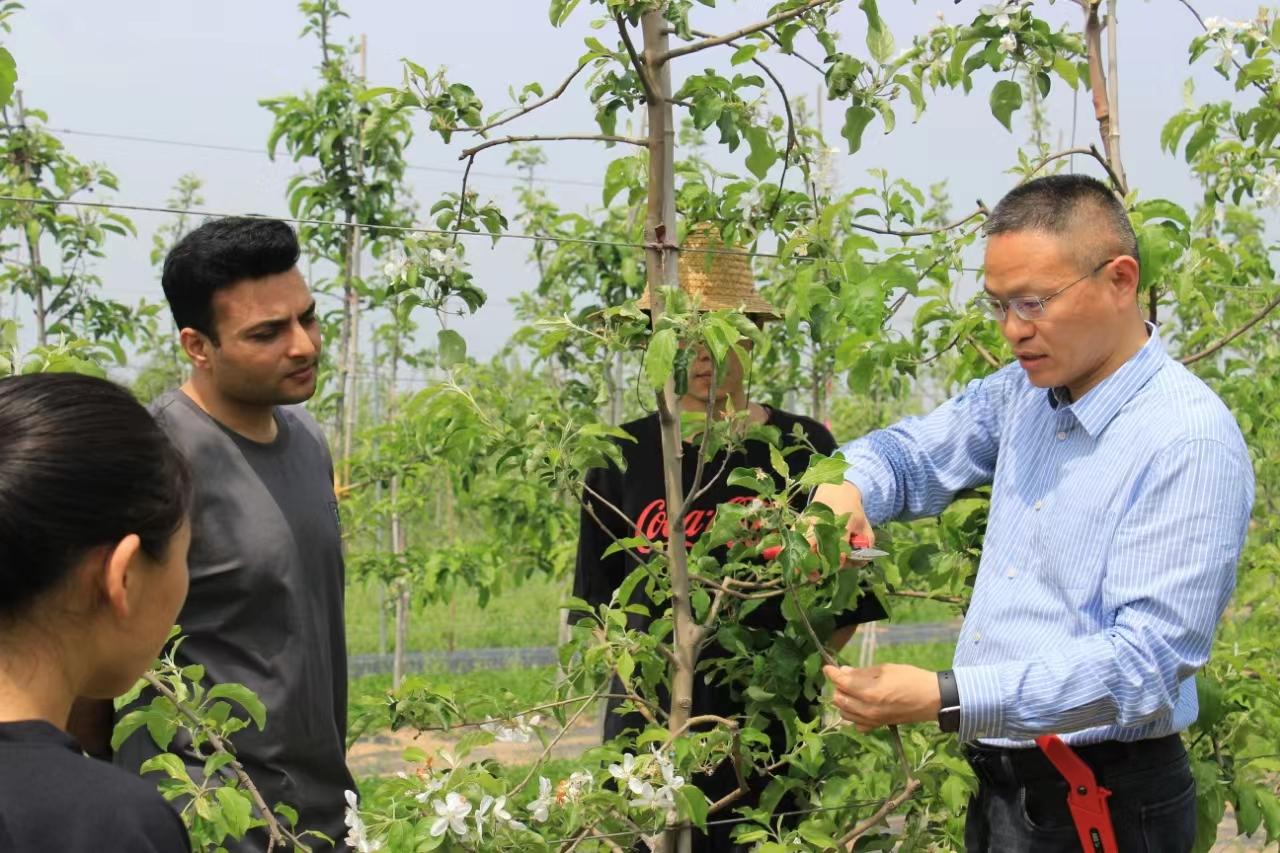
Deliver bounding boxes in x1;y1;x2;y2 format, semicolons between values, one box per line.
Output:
963;734;1185;787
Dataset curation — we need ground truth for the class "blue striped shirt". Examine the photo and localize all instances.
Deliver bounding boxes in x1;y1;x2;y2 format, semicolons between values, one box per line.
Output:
839;328;1254;746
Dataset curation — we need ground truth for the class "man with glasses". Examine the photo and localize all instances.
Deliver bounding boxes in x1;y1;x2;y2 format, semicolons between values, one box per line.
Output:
816;174;1253;851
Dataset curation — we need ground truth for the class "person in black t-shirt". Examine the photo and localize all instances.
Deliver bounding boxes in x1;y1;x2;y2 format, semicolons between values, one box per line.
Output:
574;229;886;852
0;373;193;853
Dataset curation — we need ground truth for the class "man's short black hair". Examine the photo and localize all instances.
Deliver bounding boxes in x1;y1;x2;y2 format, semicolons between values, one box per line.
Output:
162;217;301;342
983;174;1140;269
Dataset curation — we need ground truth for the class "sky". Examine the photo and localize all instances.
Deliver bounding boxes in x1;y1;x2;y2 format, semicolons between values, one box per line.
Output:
4;0;1264;371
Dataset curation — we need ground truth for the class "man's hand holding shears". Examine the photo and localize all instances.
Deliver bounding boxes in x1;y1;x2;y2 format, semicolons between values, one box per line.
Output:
809;481;947;734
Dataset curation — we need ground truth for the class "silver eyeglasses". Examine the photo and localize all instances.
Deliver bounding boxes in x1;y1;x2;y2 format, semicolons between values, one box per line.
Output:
975;257;1115;322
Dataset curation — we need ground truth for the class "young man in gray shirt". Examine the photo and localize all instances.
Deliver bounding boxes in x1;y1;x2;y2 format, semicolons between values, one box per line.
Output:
116;217;354;850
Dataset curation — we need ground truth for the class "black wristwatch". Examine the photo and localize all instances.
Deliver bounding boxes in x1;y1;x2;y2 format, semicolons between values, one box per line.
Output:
937;669;961;733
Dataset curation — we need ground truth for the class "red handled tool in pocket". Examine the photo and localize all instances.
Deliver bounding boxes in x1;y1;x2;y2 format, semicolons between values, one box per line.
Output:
760;534;887;562
1034;734;1119;853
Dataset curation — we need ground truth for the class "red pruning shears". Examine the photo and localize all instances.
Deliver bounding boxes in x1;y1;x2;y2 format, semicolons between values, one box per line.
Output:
1035;734;1119;853
760;533;888;562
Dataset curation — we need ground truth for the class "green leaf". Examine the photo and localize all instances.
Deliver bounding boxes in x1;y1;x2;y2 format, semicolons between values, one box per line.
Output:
549;0;582;26
726;466;773;495
216;786;254;839
797;823;839;849
799;455;849;488
616;649;635;685
678;784;709;830
744;126;778;179
645;328;678;389
208;683;268;730
437;329;467;367
0;47;16;109
1052;55;1079;90
859;0;895;64
1234;782;1263;837
841;105;876;154
140;753;191;784
730;44;758;65
989;79;1022;131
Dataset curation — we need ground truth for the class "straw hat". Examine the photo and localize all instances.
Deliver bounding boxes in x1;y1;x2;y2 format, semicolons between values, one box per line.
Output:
637;223;778;319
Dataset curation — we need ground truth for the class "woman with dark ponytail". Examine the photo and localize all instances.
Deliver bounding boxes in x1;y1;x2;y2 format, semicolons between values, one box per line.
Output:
0;373;193;852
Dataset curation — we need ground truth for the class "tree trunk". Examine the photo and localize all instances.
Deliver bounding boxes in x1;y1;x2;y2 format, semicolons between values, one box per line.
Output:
336;220;361;486
372;337;389;658
389;324;410;689
641;13;694;853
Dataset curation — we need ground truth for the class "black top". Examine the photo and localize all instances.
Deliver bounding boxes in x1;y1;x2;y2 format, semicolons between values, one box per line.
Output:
574;407;887;744
115;391;354;851
0;720;190;852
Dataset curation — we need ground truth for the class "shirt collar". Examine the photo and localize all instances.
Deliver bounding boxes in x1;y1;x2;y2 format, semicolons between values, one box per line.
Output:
1046;323;1167;438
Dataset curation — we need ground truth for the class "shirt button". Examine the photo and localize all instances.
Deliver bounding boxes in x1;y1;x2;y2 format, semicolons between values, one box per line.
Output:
1007;567;1017;578
972;632;982;643
1056;430;1068;441
1033;500;1043;511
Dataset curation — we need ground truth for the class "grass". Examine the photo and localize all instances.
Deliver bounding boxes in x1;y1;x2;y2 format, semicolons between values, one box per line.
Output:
348;665;560;722
345;574;569;656
344;574;959;658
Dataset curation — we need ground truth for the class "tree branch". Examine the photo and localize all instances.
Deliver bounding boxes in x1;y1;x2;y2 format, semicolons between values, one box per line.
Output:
706;724;752;816
459;134;646;159
686;29;810;216
442;63;590;136
836;776;922;846
513;686;604;795
888;588;966;606
452;154;475;247
1180;290;1280;365
617;15;658;104
965;335;1002;370
1176;0;1271;94
142;672;295;852
762;28;826;75
850;206;986;238
659;0;839;64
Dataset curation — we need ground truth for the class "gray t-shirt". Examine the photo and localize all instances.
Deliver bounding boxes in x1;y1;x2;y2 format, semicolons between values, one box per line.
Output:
116;389;353;851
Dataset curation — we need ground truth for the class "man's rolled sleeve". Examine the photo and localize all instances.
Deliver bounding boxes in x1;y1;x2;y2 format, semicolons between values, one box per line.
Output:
840;447;898;526
953;664;1006;742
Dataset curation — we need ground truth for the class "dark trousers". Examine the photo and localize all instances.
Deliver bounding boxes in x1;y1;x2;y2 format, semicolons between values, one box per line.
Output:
962;734;1196;852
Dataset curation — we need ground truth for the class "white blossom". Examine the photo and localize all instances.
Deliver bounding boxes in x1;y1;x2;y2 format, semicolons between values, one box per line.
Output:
998;32;1017;54
486;795;525;832
481;713;544;743
981;1;1022;28
565;770;593;803
413;777;445;803
660;760;685;792
343;790;383;853
429;792;472;838
427;245;463;276
528;777;554;823
1203;16;1234;35
628;780;667;811
381;255;407;280
608;753;641;790
1258;169;1280;208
